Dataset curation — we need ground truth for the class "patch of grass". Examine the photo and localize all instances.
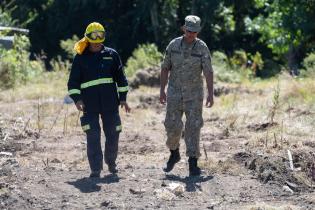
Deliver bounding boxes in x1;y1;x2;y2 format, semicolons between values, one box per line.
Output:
0;71;68;102
247;203;299;210
282;78;315;105
218;94;238;109
199;158;244;175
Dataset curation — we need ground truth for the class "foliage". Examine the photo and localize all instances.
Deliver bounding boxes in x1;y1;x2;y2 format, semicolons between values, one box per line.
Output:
212;51;253;83
301;52;315;77
50;56;71;72
302;53;315;72
230;50;248;68
257;59;281;78
0;1;17;26
60;35;79;60
250;52;264;72
0;35;44;89
246;0;315;66
125;43;162;77
3;0;315;79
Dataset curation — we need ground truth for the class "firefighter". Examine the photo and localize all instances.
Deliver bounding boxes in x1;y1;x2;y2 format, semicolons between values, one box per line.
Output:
68;22;130;178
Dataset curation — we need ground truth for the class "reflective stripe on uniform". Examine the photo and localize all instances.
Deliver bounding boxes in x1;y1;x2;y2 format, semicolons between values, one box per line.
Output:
68;89;81;95
80;78;113;89
116;125;122;131
82;124;90;131
103;56;113;60
117;86;129;92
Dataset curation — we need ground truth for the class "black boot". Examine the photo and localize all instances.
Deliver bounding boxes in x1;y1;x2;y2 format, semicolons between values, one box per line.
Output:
89;170;101;178
108;163;118;174
188;157;201;176
163;148;181;172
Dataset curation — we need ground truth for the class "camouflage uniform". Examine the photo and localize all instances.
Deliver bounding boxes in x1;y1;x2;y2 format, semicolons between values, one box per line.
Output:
161;36;213;158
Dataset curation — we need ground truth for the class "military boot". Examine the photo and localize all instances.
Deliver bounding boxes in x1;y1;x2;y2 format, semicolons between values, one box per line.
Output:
188;157;201;176
163;148;181;172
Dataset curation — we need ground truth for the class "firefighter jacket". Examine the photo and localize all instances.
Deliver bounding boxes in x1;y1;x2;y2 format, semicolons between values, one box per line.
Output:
67;45;128;113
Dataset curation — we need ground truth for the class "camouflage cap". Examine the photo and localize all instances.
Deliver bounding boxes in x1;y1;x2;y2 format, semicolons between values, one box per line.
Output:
184;15;201;32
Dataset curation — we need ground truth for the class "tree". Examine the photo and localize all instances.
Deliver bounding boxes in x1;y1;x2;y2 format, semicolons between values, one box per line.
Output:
246;0;315;74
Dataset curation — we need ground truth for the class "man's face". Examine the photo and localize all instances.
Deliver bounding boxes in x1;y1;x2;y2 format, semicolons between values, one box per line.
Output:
184;28;198;43
89;43;102;52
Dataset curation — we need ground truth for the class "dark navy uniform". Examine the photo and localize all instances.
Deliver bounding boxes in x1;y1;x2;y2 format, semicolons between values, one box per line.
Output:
68;45;128;172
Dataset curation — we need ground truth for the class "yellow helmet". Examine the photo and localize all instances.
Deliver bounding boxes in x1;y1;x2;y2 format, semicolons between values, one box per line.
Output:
84;22;105;43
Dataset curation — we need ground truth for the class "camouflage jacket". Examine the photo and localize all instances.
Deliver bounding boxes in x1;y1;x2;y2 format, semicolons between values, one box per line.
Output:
161;36;213;101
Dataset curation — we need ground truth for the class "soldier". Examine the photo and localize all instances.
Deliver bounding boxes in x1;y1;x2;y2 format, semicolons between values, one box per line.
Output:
68;22;130;178
160;15;214;176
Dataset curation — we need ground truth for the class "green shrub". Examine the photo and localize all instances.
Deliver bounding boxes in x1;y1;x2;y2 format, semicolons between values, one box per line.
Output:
212;51;253;83
257;59;281;78
250;51;264;73
60;35;79;60
125;43;163;77
301;52;315;77
0;35;44;89
230;50;248;68
212;51;238;83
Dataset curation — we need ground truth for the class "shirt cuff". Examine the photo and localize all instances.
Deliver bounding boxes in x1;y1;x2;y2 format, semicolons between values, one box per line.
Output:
119;92;127;102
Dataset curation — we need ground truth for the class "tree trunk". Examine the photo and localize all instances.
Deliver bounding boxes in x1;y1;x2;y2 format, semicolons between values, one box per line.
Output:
191;0;196;15
150;1;159;43
287;44;299;76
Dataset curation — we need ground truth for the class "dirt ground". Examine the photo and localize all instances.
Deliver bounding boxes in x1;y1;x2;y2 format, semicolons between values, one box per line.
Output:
0;79;315;210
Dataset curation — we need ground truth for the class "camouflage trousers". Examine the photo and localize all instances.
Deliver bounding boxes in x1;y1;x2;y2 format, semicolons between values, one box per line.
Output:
164;97;203;158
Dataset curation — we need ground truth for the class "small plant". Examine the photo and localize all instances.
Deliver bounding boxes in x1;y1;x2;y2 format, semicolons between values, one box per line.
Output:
268;80;280;124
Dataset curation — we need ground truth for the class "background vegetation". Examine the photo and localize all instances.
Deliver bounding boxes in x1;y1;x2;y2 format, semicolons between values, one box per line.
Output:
1;0;315;89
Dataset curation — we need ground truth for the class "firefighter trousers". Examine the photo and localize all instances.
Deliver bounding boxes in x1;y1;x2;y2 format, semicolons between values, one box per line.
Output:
80;111;122;172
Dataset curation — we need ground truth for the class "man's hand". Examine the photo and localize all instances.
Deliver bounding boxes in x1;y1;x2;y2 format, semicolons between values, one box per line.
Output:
75;100;85;111
205;95;214;108
120;101;131;113
160;90;167;105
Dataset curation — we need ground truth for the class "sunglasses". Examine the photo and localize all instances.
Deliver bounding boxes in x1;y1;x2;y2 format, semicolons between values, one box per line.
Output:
186;30;197;34
86;31;105;40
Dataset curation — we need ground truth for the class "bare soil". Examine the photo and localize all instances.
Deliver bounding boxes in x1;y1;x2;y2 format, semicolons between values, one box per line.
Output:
0;84;314;210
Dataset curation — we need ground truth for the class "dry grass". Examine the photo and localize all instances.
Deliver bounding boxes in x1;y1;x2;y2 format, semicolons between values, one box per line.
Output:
1;71;314;170
0;71;68;102
247;204;301;210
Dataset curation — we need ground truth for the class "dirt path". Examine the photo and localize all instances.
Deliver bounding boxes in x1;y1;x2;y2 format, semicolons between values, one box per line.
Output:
1;88;315;209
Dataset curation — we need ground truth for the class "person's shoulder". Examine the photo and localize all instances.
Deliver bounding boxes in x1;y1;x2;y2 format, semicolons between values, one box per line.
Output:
73;53;83;61
168;36;183;47
196;38;209;49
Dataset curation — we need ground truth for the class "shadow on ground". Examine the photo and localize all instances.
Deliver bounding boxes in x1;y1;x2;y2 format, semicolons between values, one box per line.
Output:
67;174;120;193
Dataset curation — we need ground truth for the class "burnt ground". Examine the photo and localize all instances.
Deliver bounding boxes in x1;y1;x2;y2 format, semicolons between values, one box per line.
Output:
0;84;315;210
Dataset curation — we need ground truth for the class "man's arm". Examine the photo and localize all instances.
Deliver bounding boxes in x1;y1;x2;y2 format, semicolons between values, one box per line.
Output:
204;70;214;108
160;68;170;104
112;50;130;113
160;41;172;105
68;55;84;111
200;42;214;108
